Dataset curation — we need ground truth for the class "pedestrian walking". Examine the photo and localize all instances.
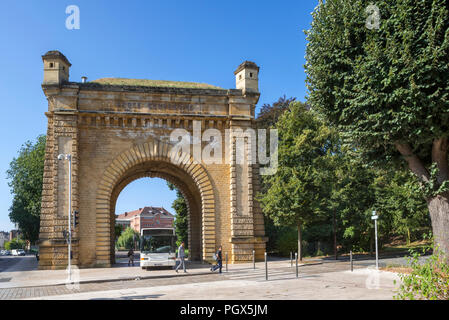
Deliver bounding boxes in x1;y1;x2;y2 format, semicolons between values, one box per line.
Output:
211;245;223;274
175;241;187;273
127;247;134;266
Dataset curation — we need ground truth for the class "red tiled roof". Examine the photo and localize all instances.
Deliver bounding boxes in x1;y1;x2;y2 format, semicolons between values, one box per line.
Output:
116;206;174;220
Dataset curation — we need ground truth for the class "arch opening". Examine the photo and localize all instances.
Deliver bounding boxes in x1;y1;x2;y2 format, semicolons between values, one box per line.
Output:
94;141;216;267
110;163;203;263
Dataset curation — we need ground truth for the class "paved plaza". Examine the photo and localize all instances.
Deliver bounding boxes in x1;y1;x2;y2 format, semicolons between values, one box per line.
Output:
0;254;402;300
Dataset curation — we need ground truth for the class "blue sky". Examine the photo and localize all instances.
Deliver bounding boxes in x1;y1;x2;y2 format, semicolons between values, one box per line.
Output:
0;0;316;231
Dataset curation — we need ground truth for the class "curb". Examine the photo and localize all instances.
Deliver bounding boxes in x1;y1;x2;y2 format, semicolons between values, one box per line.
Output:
1;261;323;290
0;270;216;289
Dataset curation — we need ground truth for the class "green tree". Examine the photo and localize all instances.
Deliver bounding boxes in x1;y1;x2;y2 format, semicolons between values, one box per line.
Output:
5;238;26;250
327;152;377;254
6;135;46;243
394;243;449;300
257;95;296;130
114;224;124;240
305;0;449;256
116;227;140;250
256;96;297;253
374;170;431;245
167;183;188;248
258;102;340;260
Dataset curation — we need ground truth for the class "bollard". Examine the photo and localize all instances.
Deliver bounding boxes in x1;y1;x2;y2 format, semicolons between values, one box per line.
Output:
290;252;293;267
253;250;256;270
226;252;228;272
295;252;298;278
350;250;353;272
265;252;268;281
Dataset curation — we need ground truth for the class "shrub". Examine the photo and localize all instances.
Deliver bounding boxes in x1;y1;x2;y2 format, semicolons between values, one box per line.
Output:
394;244;449;300
4;238;26;250
116;227;140;250
276;228;300;256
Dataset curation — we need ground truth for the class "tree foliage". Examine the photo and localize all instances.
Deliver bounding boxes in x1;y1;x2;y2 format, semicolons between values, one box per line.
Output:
395;242;449;300
256;96;297;252
258;100;431;256
167;182;188;248
257;95;296;129
259;102;334;226
305;0;449;255
4;238;26;250
114;224;124;240
116;227;140;250
258;101;341;258
6;135;46;243
373;170;431;245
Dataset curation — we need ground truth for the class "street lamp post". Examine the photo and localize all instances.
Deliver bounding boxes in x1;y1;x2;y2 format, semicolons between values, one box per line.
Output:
372;210;379;270
58;154;72;280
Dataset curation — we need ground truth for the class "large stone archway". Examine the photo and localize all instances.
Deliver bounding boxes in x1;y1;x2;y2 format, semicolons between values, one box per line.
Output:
96;140;215;265
37;51;267;269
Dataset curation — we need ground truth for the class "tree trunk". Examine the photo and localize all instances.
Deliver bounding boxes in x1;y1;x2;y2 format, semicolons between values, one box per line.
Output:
396;139;449;259
333;209;337;260
427;194;449;258
297;223;302;261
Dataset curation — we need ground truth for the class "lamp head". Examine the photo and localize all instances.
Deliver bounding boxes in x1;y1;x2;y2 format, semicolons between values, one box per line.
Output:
57;154;65;160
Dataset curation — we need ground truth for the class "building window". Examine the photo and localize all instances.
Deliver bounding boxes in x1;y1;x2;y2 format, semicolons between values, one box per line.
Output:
239;74;242;80
49;62;54;68
250;72;253;78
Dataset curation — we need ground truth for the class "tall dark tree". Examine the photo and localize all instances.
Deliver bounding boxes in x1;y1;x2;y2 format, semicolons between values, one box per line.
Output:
6;135;45;243
256;96;297;253
257;95;296;129
258;102;340;260
306;0;449;256
167;183;188;248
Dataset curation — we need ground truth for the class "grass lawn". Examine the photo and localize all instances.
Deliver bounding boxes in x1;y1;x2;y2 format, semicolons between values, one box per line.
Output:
91;78;223;90
381;239;432;254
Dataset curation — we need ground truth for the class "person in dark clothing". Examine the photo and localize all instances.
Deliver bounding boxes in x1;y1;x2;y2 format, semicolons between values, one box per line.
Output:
127;248;134;266
211;246;222;273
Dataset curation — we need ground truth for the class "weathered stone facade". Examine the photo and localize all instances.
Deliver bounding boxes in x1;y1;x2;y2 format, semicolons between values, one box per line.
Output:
38;51;267;269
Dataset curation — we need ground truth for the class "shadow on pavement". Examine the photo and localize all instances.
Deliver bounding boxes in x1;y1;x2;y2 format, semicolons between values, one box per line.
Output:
0;256;38;273
90;294;165;300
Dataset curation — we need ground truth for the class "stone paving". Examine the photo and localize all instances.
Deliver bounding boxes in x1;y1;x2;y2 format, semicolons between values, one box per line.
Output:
0;255;214;289
0;272;227;300
0;255;402;300
26;267;399;300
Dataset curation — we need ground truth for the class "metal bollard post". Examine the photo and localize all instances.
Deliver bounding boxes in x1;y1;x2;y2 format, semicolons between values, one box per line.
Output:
350;250;353;272
290;252;293;267
226;252;228;272
265;252;268;281
253;250;255;270
295;252;298;278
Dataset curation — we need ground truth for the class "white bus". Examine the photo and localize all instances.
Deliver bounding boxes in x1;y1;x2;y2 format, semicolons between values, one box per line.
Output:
140;228;177;270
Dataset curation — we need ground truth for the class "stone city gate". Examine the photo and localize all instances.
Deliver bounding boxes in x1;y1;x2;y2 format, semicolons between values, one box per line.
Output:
38;51;267;269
